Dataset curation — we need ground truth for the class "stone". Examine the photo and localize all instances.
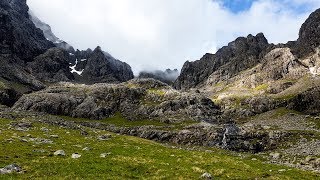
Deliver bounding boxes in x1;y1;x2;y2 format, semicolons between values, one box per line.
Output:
54;150;66;156
305;156;315;163
270;152;281;160
0;164;22;174
10;121;32;131
312;158;320;168
82;147;91;151
71;153;81;159
100;153;112;158
200;172;212;179
98;134;112;141
50;135;59;138
41;127;49;132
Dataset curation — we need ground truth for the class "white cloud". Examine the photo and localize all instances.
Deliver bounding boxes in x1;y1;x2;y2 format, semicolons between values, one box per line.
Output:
27;0;320;74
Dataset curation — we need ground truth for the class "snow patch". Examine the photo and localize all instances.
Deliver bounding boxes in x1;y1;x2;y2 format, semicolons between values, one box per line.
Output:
70;59;84;75
80;59;87;62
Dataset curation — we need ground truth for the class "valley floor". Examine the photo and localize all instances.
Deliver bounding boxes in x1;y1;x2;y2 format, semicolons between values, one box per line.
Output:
0;113;319;179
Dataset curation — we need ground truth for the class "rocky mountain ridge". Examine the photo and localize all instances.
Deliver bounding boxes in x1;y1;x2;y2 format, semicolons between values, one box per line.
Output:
174;33;270;90
0;0;134;106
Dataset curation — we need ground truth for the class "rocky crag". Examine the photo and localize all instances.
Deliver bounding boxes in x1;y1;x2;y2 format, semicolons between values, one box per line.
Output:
0;0;134;106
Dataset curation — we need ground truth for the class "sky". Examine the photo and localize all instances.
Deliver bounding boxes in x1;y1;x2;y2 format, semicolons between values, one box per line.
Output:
27;0;320;74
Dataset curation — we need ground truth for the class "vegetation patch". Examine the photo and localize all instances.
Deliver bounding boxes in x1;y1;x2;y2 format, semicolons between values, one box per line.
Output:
60;113;167;127
147;89;166;96
0;81;7;90
254;84;269;91
0;118;319;179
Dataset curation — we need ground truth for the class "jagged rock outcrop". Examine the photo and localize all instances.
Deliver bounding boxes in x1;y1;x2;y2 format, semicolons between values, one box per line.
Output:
12;79;221;122
291;9;320;58
27;48;74;83
0;0;135;107
0;0;54;61
288;86;320;115
175;33;270;90
138;69;179;85
0;85;19;106
75;46;134;83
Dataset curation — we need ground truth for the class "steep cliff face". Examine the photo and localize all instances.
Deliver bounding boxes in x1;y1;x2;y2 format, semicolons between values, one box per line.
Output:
0;0;136;107
174;33;270;90
72;47;134;84
27;48;75;83
291;9;320;58
29;13;134;84
0;0;54;61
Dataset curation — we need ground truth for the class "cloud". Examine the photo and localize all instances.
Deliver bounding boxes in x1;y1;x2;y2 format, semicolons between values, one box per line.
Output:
27;0;320;74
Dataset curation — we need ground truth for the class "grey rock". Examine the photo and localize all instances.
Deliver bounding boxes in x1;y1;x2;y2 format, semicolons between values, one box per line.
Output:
270;152;281;159
54;150;66;156
288;86;320;114
200;172;212;179
71;153;81;159
175;33;269;90
291;8;320;58
12;79;222;122
27;48;74;83
100;152;112;158
79;46;134;84
0;164;22;174
0;0;54;61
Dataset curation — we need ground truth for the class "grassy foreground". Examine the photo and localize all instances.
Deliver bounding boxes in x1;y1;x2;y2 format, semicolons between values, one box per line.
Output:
0;118;319;179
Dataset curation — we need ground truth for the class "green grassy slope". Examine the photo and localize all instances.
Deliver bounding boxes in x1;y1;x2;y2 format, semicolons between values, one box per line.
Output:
0;118;319;179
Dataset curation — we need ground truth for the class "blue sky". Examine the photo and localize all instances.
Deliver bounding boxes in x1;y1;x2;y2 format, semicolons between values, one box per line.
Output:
221;0;313;14
221;0;258;13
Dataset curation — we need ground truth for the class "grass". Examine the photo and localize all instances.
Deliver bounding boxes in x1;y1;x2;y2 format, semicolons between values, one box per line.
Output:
60;113;197;131
147;89;166;96
0;118;319;179
60;113;167;127
254;84;269;91
0;81;7;90
271;107;302;119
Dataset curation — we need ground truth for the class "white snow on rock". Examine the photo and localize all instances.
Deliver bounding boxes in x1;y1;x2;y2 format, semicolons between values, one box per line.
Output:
70;59;84;76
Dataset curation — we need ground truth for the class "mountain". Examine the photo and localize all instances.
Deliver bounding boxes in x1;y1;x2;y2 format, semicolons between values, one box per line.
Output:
70;47;134;84
0;0;134;106
174;8;320;119
29;11;134;84
29;11;75;52
1;1;320;177
174;33;270;90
